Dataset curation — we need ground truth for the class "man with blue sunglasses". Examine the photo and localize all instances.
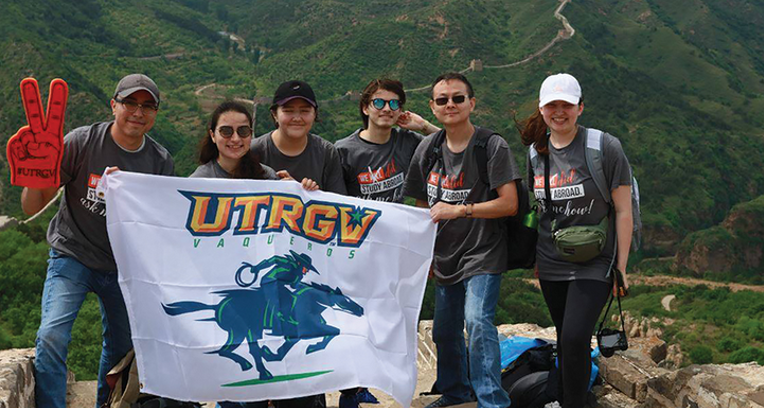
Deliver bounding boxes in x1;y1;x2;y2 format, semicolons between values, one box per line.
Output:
335;78;439;203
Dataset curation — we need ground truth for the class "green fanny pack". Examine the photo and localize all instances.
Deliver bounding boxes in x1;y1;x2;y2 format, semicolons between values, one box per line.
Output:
551;217;608;263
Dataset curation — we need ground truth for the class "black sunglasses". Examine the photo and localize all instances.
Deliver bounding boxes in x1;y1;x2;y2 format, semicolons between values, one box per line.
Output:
217;126;253;138
371;98;401;111
433;95;467;106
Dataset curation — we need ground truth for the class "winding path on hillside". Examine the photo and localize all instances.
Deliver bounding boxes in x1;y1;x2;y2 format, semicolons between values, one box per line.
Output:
522;275;764;293
482;0;575;70
195;0;575;99
629;275;764;293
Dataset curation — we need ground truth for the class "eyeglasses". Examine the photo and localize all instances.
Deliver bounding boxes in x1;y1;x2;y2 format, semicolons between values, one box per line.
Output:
217;126;253;138
371;98;401;111
115;98;159;114
433;95;468;106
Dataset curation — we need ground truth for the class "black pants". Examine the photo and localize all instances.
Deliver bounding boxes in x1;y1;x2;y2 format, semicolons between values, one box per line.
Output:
540;279;610;408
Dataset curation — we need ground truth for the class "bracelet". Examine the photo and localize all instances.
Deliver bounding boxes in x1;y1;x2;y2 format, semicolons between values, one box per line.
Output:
465;203;474;218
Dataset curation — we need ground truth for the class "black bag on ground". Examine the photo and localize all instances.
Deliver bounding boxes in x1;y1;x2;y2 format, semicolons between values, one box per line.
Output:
501;342;561;408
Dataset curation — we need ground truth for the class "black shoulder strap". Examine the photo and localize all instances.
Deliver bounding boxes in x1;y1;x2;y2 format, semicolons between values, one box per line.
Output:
425;130;447;175
473;127;497;186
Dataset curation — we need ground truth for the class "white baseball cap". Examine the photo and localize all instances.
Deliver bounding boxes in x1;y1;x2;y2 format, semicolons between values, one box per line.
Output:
538;73;581;108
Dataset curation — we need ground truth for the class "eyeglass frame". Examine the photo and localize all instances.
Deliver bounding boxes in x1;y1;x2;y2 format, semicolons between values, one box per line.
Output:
371;98;401;111
216;125;253;138
114;97;159;114
432;94;468;106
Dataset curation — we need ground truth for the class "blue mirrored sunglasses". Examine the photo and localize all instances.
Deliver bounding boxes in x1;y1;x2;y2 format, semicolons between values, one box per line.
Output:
371;98;401;111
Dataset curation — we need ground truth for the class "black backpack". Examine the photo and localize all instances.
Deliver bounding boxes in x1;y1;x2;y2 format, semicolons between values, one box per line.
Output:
426;128;537;270
501;342;560;408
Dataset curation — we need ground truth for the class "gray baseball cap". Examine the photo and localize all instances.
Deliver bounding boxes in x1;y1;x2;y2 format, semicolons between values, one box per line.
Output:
114;74;160;104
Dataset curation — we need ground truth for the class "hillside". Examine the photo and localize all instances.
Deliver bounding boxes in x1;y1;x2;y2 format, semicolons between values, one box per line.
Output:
674;194;764;282
1;0;764;380
1;0;763;248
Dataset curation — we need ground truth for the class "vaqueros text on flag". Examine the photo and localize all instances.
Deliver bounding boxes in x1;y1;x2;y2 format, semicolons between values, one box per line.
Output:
102;171;435;406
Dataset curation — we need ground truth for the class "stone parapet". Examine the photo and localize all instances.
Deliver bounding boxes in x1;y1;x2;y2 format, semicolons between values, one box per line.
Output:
0;349;34;408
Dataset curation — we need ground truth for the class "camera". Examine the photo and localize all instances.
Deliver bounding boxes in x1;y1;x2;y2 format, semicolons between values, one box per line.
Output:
597;328;629;358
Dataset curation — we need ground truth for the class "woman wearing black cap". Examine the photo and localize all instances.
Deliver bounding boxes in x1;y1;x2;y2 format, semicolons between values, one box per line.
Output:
251;80;347;195
248;80;343;408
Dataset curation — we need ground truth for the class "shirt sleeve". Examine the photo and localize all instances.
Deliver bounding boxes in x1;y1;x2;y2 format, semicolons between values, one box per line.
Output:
603;133;632;191
188;165;205;178
402;140;429;202
160;156;175;176
59;128;86;186
334;142;355;189
486;135;521;190
322;144;348;195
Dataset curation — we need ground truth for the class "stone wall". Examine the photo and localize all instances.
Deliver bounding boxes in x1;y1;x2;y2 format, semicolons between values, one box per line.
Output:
0;349;34;408
3;323;764;408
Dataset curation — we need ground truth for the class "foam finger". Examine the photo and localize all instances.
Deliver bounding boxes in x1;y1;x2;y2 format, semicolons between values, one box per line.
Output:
45;79;69;136
20;78;45;133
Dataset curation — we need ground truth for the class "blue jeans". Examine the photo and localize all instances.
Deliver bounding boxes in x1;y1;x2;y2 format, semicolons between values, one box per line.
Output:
432;273;510;408
34;249;133;408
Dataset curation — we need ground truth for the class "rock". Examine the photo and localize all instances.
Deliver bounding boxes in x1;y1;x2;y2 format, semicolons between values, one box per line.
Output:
0;349;35;408
646;363;764;407
66;381;96;408
591;383;640;408
661;344;683;369
497;323;556;340
598;351;670;402
418;321;437;371
629;337;668;364
0;216;19;232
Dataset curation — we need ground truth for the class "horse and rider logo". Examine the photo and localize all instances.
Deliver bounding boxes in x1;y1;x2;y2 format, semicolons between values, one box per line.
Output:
162;250;364;385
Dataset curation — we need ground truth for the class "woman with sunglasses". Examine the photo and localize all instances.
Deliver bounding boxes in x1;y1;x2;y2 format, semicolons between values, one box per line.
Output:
192;102;317;408
335;78;439;204
190;100;278;180
519;73;632;407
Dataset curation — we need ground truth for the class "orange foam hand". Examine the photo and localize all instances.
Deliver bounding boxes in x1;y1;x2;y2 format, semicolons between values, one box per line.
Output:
6;78;69;189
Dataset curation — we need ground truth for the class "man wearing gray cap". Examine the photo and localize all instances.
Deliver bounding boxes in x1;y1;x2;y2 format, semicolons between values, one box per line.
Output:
19;73;175;408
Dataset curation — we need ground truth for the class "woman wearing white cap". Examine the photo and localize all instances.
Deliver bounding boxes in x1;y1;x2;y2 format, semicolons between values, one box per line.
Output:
518;73;633;407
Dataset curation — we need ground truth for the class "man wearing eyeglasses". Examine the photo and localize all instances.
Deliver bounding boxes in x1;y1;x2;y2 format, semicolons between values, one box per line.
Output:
404;73;520;408
19;73;175;408
335;78;438;205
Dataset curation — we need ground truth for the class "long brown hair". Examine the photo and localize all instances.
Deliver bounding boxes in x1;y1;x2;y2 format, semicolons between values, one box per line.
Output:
517;97;584;155
199;100;266;179
517;108;550;155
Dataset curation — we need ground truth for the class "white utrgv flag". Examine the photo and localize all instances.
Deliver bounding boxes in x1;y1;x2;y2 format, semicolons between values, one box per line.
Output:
102;171;435;406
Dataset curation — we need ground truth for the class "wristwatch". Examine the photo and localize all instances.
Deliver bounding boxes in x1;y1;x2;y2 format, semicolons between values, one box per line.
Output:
465;202;474;218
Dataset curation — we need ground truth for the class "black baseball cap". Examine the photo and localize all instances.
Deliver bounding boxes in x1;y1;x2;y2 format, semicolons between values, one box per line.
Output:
273;80;317;108
114;74;160;104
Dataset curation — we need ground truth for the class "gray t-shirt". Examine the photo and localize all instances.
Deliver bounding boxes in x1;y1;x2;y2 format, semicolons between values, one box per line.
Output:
189;160;278;180
47;121;175;272
335;128;424;202
251;131;347;195
403;127;521;285
528;126;632;283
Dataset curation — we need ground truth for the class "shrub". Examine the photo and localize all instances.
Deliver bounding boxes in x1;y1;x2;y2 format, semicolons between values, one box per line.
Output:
717;336;742;353
728;346;764;365
689;345;713;364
